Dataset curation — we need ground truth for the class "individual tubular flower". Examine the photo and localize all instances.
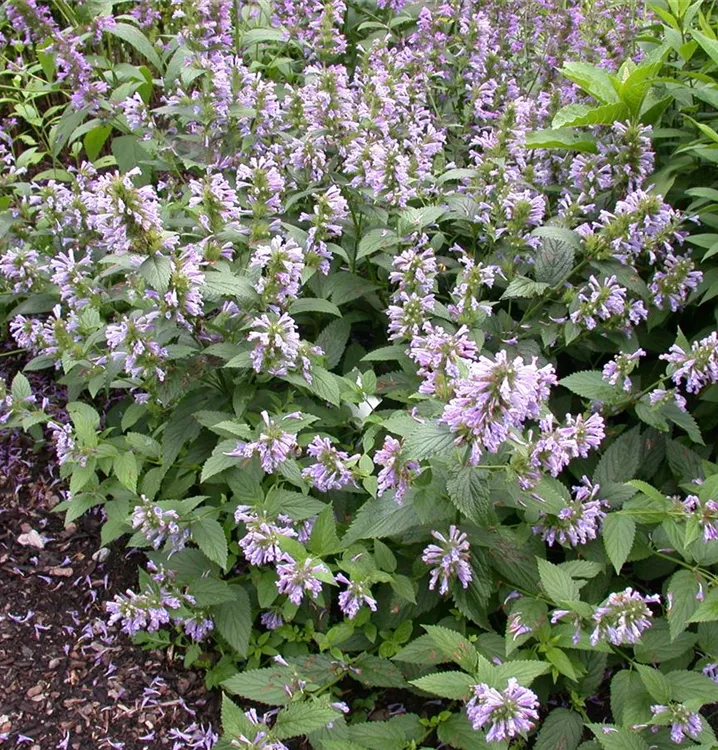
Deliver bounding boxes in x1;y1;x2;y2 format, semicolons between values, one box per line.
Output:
682;495;718;542
225;411;300;473
409;323;478;399
250;236;306;310
650;254;702;312
602;349;645;391
570;275;647;333
441;351;557;465
590;588;661;646
302;436;359;492
662;332;718;394
466;679;539;742
703;663;718;684
650;704;702;744
275;556;325;605
130;495;190;554
335;573;377;620
530;412;605;477
374;436;420;503
234;506;297;566
183;615;215;642
421;525;472;595
532;477;606;546
106;587;182;637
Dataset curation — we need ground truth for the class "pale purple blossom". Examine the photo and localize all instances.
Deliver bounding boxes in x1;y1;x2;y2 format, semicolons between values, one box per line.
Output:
533;477;606;546
302;436;359;492
662;332;718;394
421;525;472;596
225;411;299;473
466;679;539;742
276;556;325;604
336;573;377;620
234;506;297;566
590;588;661;646
374;436;420;503
602;349;645;391
130;496;190;554
650;704;702;744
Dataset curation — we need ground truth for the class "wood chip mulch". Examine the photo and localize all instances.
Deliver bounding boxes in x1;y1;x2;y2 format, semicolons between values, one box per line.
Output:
0;492;220;750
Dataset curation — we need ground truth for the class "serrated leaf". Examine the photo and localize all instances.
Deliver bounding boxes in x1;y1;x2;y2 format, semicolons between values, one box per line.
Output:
667;570;700;639
351;654;407;688
222;664;293;704
588;724;650;750
602;514;636;573
316;318;351;371
409;671;474;700
214;586;251;658
113;451;138;493
221;694;254;737
139;254;172;294
669;670;718;705
446;465;493;525
423;625;481;674
273;702;340;740
534;708;584;750
535;238;576;285
436;712;494;750
493;660;550;686
192;516;228;569
594;427;641;485
501;276;550;299
526;128;598;153
356;228;398;261
552;102;629;129
689;588;718;623
342;497;420;545
403;421;456;461
635;664;672;703
201;439;240;482
289;298;342;317
538;558;580;603
559;371;621;402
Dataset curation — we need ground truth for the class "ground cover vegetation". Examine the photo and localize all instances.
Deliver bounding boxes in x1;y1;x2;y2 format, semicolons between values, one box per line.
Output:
4;0;718;747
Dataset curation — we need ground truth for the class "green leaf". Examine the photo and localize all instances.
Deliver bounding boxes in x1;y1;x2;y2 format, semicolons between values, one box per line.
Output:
534;708;584;750
537;559;580;604
109;23;163;70
500;276;549;299
111;134;149;173
668;670;718;705
289;298;342;317
84;125;112;161
588;724;650;750
191;516;228;569
446;464;493;525
202;271;259;306
50;106;88;157
240;28;286;46
389;574;417;604
602;514;636;573
139;254;172;294
221;694;254;737
611;670;653;726
351;654;407;688
409;671;474;700
11;372;32;402
667;570;700;639
342;497;420;545
594;427;641;485
316;318;351;370
692;29;718;68
423;625;481;674
214;586;252;658
222;664;293;705
552;102;629;129
559;370;620;401
689;588;718;623
525;128;598;153
273;702;341;740
201;439;241;483
635;664;672;703
284;367;342;406
560;62;620;104
403;421;456;461
265;489;326;521
356;228;398;261
436;713;494;750
308;506;340;556
113;451;138;493
393;634;446;665
535;237;576;285
493;660;550;686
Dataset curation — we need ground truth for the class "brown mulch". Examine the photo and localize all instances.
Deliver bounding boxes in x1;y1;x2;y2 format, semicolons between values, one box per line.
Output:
0;493;220;750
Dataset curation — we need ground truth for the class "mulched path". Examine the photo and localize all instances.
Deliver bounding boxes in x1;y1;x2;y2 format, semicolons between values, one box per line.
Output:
0;492;220;749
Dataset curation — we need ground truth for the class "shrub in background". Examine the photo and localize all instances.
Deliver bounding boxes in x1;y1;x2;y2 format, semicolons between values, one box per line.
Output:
2;0;718;748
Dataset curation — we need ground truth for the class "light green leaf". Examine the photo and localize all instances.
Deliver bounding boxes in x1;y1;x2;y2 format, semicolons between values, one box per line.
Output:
534;708;584;750
273;702;341;740
409;671;474;700
214;586;252;658
289;298;342;317
191;515;228;569
602;514;636;573
109;23;163;70
538;558;580;603
139;254;172;294
559;370;620;401
403;421;456;461
222;664;293;704
113;451;138;493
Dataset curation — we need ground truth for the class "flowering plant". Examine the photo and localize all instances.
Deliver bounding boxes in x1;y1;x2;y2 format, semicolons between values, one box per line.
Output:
3;0;718;747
